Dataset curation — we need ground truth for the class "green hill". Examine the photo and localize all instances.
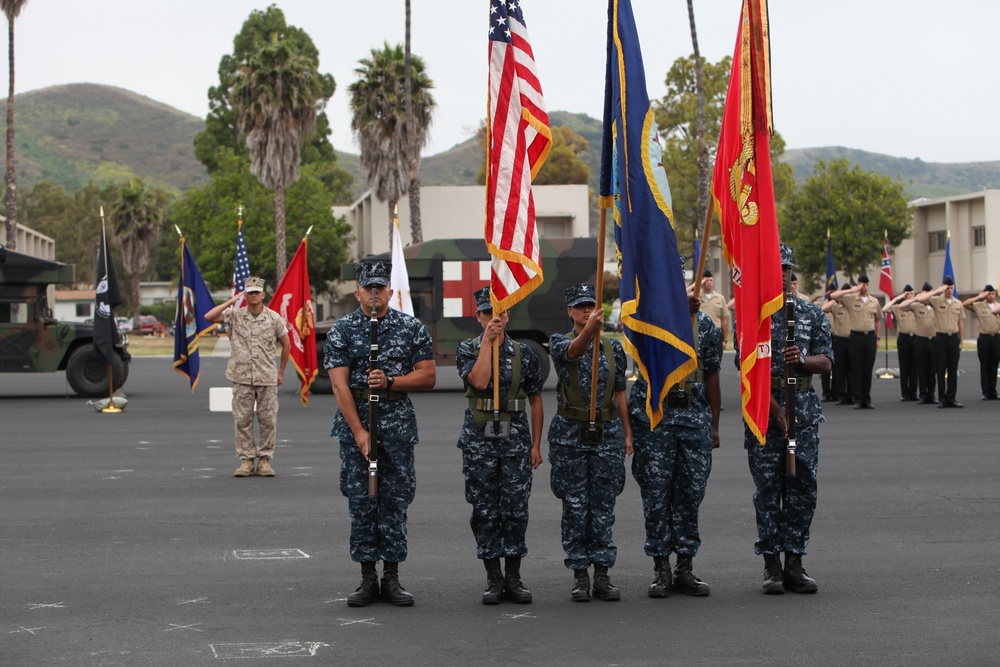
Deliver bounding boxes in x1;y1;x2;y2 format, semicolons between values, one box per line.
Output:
6;83;209;194
6;84;999;202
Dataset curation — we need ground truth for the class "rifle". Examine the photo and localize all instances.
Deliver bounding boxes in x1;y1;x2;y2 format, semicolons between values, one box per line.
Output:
783;270;797;477
367;288;380;497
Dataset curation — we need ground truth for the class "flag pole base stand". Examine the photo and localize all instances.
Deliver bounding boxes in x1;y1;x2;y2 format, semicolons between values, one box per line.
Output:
875;367;899;378
100;405;123;413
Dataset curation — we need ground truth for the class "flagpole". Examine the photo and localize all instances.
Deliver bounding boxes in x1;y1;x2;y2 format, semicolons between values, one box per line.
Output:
690;202;715;331
98;205;121;413
588;207;608;424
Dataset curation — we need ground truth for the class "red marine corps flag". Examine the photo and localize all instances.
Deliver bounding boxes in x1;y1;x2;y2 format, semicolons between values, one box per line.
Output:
485;0;551;311
268;234;317;406
712;0;783;444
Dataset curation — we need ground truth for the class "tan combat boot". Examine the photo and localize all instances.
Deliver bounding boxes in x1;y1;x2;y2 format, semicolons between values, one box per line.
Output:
257;458;275;477
234;459;256;477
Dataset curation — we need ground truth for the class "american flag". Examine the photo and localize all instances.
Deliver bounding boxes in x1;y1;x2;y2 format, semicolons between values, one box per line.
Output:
485;0;551;312
232;226;251;309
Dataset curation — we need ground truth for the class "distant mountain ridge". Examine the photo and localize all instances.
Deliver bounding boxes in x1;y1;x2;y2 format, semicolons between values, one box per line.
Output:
7;84;1000;201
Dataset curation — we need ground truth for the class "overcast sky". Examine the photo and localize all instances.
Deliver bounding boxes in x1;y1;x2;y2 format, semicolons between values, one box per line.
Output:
12;0;1000;163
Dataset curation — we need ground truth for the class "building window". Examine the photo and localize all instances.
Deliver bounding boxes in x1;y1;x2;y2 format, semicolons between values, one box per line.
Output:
974;226;986;247
928;231;947;252
76;303;92;318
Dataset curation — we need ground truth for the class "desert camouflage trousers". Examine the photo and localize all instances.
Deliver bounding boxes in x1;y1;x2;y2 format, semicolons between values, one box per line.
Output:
232;383;278;460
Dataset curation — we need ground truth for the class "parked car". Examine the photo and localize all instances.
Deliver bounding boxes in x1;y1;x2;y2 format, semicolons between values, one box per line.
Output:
139;315;164;335
116;317;133;333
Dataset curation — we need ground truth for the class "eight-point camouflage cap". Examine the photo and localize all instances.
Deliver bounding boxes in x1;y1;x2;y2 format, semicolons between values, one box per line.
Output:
565;283;597;307
245;276;265;293
474;286;493;313
355;259;391;287
779;242;796;268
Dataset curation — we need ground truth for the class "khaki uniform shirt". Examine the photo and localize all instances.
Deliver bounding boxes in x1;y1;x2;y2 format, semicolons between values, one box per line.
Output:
699;292;727;330
839;293;883;333
222;306;288;385
827;301;851;338
888;304;917;335
971;301;1000;335
904;302;937;338
928;296;963;334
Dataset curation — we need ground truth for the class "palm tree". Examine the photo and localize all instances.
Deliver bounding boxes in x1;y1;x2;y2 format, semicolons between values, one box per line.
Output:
2;0;28;250
110;180;167;329
349;42;434;244
232;35;325;278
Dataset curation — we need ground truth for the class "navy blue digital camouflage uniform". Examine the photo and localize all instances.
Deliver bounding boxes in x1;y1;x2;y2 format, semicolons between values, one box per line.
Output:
629;311;721;558
548;332;628;570
324;307;434;563
743;295;833;556
456;334;544;560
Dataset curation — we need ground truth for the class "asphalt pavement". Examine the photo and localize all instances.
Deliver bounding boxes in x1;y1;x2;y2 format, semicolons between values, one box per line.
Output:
1;350;998;666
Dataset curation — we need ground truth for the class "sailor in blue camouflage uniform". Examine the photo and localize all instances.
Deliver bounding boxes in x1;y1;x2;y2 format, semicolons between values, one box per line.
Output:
324;259;436;607
548;283;632;602
456;286;545;605
742;243;832;595
629;285;722;598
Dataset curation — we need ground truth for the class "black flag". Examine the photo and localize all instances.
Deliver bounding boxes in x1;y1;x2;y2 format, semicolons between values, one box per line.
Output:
93;224;123;365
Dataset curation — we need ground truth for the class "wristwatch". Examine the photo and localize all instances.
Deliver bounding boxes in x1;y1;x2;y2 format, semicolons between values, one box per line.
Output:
386;375;395;389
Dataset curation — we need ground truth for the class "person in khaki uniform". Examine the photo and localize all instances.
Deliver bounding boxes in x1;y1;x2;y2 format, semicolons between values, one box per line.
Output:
829;275;882;409
207;277;291;476
911;277;964;408
900;282;939;403
962;284;1000;400
692;269;728;350
885;285;919;401
821;294;853;405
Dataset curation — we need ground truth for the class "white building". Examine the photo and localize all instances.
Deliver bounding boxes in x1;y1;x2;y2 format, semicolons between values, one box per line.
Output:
324;184;592;318
893;189;1000;336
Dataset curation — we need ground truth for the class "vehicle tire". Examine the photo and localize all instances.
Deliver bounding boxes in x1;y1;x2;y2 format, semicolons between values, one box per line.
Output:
116;351;131;387
66;346;125;397
522;339;550;385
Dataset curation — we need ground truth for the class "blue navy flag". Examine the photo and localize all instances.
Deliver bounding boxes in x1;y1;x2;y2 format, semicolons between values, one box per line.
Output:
825;234;838;290
174;241;219;391
232;226;251;309
93;223;123;366
599;0;696;429
942;233;955;284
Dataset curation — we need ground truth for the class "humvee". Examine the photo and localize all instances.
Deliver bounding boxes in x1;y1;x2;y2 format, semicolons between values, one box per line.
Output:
0;248;130;397
312;237;598;392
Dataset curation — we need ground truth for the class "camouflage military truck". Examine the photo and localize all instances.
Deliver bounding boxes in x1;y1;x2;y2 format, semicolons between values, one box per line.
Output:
0;248;130;397
312;237;598;392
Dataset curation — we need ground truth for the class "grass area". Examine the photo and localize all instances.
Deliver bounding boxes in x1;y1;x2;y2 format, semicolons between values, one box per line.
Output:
126;334;220;356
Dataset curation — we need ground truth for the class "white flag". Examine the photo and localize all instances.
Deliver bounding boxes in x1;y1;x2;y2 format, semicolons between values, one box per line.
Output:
390;219;414;316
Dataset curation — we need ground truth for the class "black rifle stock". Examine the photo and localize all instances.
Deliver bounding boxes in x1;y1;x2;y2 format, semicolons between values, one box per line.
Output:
783;271;797;477
367;290;380;497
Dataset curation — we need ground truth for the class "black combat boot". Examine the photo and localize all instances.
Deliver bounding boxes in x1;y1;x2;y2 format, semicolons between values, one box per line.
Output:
503;557;532;604
592;564;621;601
571;568;591;602
482;558;504;605
762;554;785;595
347;562;379;607
648;556;671;598
380;562;415;606
783;553;818;594
672;554;711;596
